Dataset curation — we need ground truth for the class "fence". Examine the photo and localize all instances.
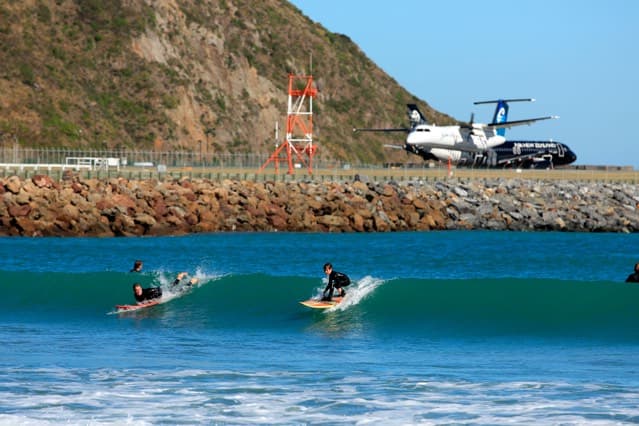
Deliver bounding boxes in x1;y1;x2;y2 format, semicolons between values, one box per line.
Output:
0;146;272;169
0;146;638;184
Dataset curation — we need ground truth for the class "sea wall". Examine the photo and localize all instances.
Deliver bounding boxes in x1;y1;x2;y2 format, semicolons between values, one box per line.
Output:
1;173;639;236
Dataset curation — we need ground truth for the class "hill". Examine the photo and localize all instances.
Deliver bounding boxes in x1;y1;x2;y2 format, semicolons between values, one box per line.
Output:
0;0;456;163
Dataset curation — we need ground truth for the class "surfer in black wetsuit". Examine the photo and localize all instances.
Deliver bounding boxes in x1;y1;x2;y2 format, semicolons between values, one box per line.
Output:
132;272;198;303
322;262;351;301
625;262;639;283
133;283;162;303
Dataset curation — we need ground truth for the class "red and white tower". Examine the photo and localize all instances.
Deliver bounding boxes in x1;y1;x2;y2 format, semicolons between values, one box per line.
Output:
259;74;318;174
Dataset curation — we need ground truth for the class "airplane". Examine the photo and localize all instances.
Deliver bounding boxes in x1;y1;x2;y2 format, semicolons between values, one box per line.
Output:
354;100;576;169
469;98;577;168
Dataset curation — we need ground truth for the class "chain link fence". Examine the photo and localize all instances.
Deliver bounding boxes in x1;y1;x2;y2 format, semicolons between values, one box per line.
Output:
0;145;637;183
0;146;277;169
0;145;404;181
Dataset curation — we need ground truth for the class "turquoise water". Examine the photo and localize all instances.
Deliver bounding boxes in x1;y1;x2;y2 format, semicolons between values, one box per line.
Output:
1;231;639;424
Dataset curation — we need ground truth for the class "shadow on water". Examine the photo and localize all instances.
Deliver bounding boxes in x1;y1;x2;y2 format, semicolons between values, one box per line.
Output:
302;307;368;338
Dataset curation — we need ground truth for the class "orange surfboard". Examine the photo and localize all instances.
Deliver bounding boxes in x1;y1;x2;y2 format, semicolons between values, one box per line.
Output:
299;296;343;309
115;300;160;312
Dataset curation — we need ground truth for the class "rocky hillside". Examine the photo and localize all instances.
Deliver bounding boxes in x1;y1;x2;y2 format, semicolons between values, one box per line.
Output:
0;0;455;163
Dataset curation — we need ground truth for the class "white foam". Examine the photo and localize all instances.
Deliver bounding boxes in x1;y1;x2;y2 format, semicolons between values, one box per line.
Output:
3;368;638;425
158;270;222;302
328;275;386;312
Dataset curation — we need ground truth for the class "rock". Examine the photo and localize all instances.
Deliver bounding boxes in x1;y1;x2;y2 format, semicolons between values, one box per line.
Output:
0;176;637;235
8;203;31;217
317;214;345;227
351;213;365;232
134;213;157;227
268;213;287;230
32;174;54;188
62;204;80;220
453;186;468;197
112;194;137;210
15;190;30;205
14;217;38;236
5;176;21;194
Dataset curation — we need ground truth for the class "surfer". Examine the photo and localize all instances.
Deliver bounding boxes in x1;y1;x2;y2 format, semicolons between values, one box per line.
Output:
130;260;143;272
132;283;162;303
132;272;198;304
625;262;639;283
322;262;351;301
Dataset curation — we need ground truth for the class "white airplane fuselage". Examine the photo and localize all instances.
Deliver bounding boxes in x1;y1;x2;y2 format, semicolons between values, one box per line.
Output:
405;124;506;157
407;124;462;145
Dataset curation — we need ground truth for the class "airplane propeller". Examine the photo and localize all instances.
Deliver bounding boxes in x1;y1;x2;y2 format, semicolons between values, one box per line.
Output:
460;112;480;135
459;112;474;129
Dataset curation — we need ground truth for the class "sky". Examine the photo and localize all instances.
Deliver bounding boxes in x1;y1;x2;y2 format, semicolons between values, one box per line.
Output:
288;0;638;167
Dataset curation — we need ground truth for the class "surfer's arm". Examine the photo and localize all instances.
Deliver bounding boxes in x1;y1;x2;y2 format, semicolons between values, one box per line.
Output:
322;280;333;295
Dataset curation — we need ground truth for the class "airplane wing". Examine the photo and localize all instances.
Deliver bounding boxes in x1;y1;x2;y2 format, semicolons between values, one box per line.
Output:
353;127;409;133
488;115;559;130
383;144;406;149
409;142;487;153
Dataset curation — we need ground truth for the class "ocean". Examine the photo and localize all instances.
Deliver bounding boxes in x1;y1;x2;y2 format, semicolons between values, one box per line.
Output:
1;231;639;425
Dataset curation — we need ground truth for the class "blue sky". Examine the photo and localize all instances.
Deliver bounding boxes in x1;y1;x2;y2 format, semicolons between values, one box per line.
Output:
288;0;638;167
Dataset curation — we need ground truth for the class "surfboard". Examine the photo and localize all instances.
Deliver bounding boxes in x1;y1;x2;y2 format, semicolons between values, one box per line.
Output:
115;300;160;312
300;296;343;309
112;277;203;314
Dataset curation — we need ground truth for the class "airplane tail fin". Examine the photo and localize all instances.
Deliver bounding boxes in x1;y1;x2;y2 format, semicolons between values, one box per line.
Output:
474;98;534;136
406;104;428;128
492;100;509;136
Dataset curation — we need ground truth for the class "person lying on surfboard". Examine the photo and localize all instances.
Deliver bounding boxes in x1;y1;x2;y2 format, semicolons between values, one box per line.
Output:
322;262;351;301
132;272;198;303
133;283;162;303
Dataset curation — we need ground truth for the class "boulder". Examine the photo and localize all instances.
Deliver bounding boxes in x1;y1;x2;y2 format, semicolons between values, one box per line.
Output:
5;176;21;194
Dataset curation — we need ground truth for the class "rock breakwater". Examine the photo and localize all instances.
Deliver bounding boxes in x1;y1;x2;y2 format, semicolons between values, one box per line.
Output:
1;174;638;236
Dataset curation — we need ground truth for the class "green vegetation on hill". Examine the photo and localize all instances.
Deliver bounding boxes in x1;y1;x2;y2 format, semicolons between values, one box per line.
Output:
0;0;455;163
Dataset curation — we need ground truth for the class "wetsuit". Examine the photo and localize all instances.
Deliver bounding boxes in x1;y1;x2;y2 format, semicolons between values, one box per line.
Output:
625;272;639;283
322;271;351;301
134;287;162;303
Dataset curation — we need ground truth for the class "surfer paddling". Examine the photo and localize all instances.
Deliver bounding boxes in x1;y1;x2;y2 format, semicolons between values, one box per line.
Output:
322;262;351;301
132;283;162;303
